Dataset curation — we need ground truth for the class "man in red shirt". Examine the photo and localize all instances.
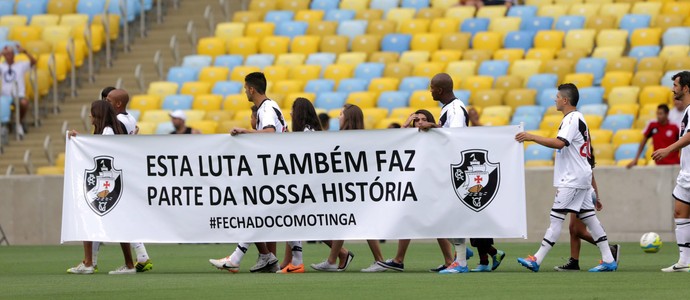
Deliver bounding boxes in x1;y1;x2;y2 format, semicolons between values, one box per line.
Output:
627;104;680;168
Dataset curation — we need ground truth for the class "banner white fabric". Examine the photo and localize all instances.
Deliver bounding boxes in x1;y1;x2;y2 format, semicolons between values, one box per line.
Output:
61;126;527;243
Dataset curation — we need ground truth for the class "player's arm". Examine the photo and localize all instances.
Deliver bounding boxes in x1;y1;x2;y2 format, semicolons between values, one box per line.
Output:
416;120;439;131
652;131;690;161
515;132;566;149
230;126;276;135
627;135;650;169
592;173;602;211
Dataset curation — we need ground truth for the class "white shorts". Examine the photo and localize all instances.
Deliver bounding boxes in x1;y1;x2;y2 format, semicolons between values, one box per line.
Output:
673;185;690;205
552;187;595;213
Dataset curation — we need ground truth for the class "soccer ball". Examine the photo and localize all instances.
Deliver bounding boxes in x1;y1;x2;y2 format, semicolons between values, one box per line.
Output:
640;232;662;253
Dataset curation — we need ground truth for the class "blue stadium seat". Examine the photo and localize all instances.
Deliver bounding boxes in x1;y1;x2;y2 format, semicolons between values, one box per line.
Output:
166;67;199;89
537;88;558;107
578;87;605;106
108;0;142;24
520;16;553;32
315;92;348;111
212;81;243;97
554;15;585;32
276;21;308;39
337;20;368;45
371;0;399;14
213;55;244;71
77;0;108;22
381;34;412;53
511;115;541;131
454;89;471;105
306;53;337;72
619;14;651;37
128;109;140;121
143;0;153;11
504;31;535;51
399;76;430;93
507;5;537;18
460;18;490;37
162;95;193;110
661;71;676;88
311;0;340;11
601;114;634;133
478;60;510;79
0;95;11;124
575;58;607;85
0;27;9;41
264;10;295;24
304;79;336;94
16;0;47;22
337;78;369;93
156;122;175;134
401;0;430;10
354;63;385;81
329;117;340;131
377;91;411;113
628;46;661;61
244;54;275;69
0;1;14;17
513;105;545;120
615;143;645;161
579;104;608;117
663;27;690;47
324;9;356;22
526;74;559;99
182;55;213;69
525;144;554;161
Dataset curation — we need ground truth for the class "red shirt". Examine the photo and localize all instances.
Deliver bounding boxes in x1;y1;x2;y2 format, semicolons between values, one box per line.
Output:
644;121;680;165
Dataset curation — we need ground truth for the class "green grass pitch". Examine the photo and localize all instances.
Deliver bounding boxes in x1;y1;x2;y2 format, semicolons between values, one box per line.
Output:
0;242;685;299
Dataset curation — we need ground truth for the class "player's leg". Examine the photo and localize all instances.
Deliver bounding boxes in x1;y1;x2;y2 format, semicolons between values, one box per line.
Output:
108;243;136;275
577;189;616;272
311;240;344;271
555;214;584;271
470;238;490;272
250;242;279;273
377;239;409;271
209;242;251;272
67;241;95;274
361;240;388;272
662;186;690;272
439;238;469;274
92;241;100;271
277;241;304;273
321;240;354;269
266;241;277;256
132;242;153;272
280;243;292;269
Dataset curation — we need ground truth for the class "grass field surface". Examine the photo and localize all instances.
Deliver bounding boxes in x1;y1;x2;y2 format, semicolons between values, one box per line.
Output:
0;242;685;299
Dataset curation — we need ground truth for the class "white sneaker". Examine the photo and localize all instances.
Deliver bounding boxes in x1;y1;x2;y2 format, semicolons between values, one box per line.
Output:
209;256;239;273
310;260;340;272
249;253;278;273
361;262;388;273
67;262;94;274
661;263;690;272
108;265;136;275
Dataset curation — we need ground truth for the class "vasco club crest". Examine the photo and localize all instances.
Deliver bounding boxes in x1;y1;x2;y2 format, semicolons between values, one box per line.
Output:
84;156;123;216
450;150;501;212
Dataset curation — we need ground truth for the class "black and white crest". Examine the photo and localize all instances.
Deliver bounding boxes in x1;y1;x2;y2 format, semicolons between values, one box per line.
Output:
450;149;500;212
83;156;123;216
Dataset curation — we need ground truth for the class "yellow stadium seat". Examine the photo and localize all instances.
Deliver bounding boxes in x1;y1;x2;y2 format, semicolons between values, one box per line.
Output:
259;36;290;56
215;22;245;42
556;48;587;62
340;0;368;10
37;53;68;81
272;80;303;95
193;94;223;112
130;95;162;112
232;109;254;128
599;3;631;25
294;9;324;22
534;30;565;51
636;115;654;130
0;15;28;28
639;86;672;106
631;28;662;47
409;90;437;108
147;82;179;99
563;73;594;88
279;0;310;11
197;37;226;57
283;92;317;109
319;35;348;54
413;62;445;78
399;19;430;35
607;86;640;106
185;120;217;134
275;53;306;66
525;160;554;168
432;0;461;9
429;18;460;35
632;2;662;24
411;33;441;52
230;66;261;82
92;14;120;41
307;21;338;36
181;82;212;97
661;2;690;16
367;20;397;36
233;11;262;23
134;122;155;135
666;56;690;73
245;22;275;40
637;57;664;72
376;117;407;129
479;115;509;127
399;51;430;65
288;65;321;82
472;32;503;53
324;64;354;86
538;4;569;20
384;62;413;79
489;17;521;38
660;45;690;61
356;9;384;21
249;0;277;11
336;52;368;66
542;59;574;83
591;46;624;60
351;35;381;55
471;90;505;108
590;129;613;146
638;103;657;120
504;89;537;109
227;37;259;57
385;8;416;27
30;14;60;28
481;105;512;119
605;57;636;73
596;29;627;47
345;91;377;109
495;75;524;91
612;129;644;148
446;60;477;82
564;29;596;53
368;77;400;96
198;67;229;85
25;69;51;98
569;3;601;20
224;94;253;112
217;120;243;133
510;59;542;81
431;49;463;65
545;105;560;116
608;103;639;116
362;107;389;129
445;6;476;22
205;110;234;123
584;114;603;130
10;26;41;48
54;39;85;67
390;107;417;119
464;49;494;66
263;65;289;82
72;23;104;52
654;14;684;31
48;0;76;15
440;34;471;53
540;115;563;131
525;48;556;64
632;71;663;89
60;14;88;28
462;76;494;94
477;5;508;18
370;51;400;64
616;158;646;167
601;71;633;99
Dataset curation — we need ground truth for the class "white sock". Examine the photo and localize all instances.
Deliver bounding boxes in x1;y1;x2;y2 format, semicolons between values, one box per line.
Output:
534;211;565;265
579;211;614;264
92;241;101;266
132;243;150;263
451;238;467;267
675;218;690;265
288;241;303;265
230;242;250;265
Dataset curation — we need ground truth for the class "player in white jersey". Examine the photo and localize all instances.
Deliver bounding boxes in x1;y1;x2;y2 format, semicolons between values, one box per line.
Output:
210;72;284;273
651;71;690;272
515;83;617;272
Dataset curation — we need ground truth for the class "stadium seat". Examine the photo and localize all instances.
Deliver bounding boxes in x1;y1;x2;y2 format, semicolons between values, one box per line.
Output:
472;32;503;53
30;14;59;28
245;22;276;40
534;30;565;51
461;18;490;37
578;87;605;106
9;25;41;48
596;29;628;48
445;5;476;21
276;21;308;39
631;1;662;24
166;67;199;88
608;102;638;117
412;62;444;78
555;15;585;32
619;14;651;37
182;55;213;69
639;86;671;106
367;19;397;36
525;144;554;161
337;78;369;93
462;76;494;94
537;88;558;107
197;37;226;58
294;9;324;22
508;5;538;18
399;19;430;35
520;16;554;32
590;129;614;146
243;54;274;69
629;46;661;61
511;115;540;131
478;60;510;79
381;33;412;54
446;60;477;82
491;49;522;64
599;2;631;24
337;52;368;66
319;35;348;54
503;31;535;52
130;95;161;112
471;90;505;108
410;33;440;52
377;91;410;113
575;58;606;85
605;57;636;74
409;90;436;108
211;81;243;97
215;22;245;43
416;7;444;19
527;74;558;99
607;86;640;106
288;35;319;55
495;75;523;91
601;114;634;133
441;32;471;50
591;46;624;60
205;111;234;123
275;53;306;67
509;59;542;81
259;36;290;56
213;55;244;71
307;21;338;36
600;71;633;99
569;3;600;20
399;76;430;93
345;91;377;109
304;79;335;94
226;37;259;57
186;120;218;134
659;45;690;61
230;66;261;82
431;49;463;65
223;94;253;112
662;27;690;47
314;91;347;110
489;17;522;37
661;2;690;16
264;10;295;25
612;128;644;148
615;143;643;161
537;4;568;20
288;65;321;83
583;114;603;130
311;0;339;10
323;64;354;85
580;104;608;117
193;94;223;112
385;8;416;26
272;80;304;96
666;57;690;74
630;28;662;48
631;70;662;89
350;35;381;55
525;48;556;64
306;52;337;71
337;20;367;45
370;0;399;14
564;29;595;54
429;18;459;35
180;82;212;97
17;0;47;23
232;11;262;23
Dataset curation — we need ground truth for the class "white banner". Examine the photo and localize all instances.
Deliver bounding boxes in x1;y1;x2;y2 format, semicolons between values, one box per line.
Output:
61;126;527;243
